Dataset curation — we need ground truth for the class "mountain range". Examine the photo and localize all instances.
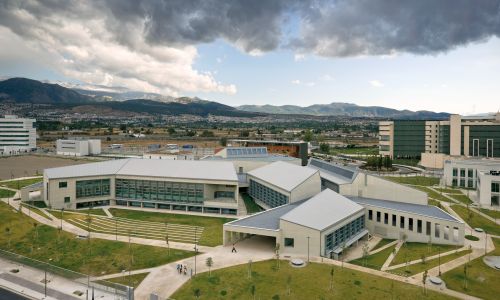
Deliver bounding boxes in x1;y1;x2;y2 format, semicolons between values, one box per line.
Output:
0;77;450;119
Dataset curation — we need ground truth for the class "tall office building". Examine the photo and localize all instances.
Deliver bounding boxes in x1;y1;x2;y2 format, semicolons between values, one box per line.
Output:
379;113;500;168
0;115;36;155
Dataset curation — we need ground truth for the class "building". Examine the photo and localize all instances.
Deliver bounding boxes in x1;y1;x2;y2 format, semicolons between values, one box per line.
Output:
43;158;240;215
379;113;500;168
442;158;500;189
224;189;367;258
307;158;427;205
349;196;464;246
247;161;321;209
0;115;36;155
229;139;309;166
56;139;101;156
477;170;500;207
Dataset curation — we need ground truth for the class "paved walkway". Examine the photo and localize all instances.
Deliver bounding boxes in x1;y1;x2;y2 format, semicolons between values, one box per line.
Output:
103;207;113;218
134;235;275;300
381;241;403;271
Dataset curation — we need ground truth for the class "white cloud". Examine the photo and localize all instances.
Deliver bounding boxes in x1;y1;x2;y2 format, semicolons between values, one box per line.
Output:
294;54;306;61
0;4;236;96
291;79;301;85
369;80;384;88
320;74;334;81
305;82;316;87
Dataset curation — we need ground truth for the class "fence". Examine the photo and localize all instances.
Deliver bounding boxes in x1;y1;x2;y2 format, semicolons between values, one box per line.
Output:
0;248;132;299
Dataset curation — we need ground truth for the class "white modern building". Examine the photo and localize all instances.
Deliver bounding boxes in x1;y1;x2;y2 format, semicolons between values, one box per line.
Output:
308;158;427;205
442;158;500;189
56;139;101;156
0;115;36;155
247;161;321;209
43;158;240;214
477;170;500;207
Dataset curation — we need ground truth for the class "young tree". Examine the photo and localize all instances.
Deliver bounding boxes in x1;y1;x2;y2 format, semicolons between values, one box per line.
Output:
329;267;334;291
206;257;213;277
250;284;256;300
219;137;228;146
275;243;281;270
286;275;292;296
319;143;330;154
362;243;370;267
165;233;170;256
193;288;201;299
421;254;426;265
463;263;468;290
422;269;428;295
5;227;11;248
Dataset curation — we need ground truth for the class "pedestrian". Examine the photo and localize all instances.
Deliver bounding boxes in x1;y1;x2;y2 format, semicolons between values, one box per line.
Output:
232;244;237;253
184;266;187;275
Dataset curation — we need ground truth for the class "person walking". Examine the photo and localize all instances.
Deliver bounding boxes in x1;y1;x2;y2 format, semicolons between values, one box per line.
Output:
232;244;237;253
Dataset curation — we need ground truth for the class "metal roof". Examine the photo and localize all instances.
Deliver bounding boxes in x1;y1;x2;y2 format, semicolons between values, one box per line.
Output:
308;158;358;185
226;202;303;230
226;147;268;157
247;161;318;192
347;196;462;223
203;155;299;162
281;189;365;231
45;158;238;182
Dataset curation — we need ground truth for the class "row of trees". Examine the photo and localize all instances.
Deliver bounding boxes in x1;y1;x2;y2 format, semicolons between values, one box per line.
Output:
365;155;393;170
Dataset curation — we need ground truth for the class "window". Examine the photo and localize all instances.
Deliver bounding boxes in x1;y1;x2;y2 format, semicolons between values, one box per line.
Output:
492;182;500;193
444;226;450;240
467;169;473;178
426;221;431;236
408;218;413;231
435;223;440;238
460;168;465;177
460;179;466;187
368;209;373;220
452;168;458;176
400;216;405;229
59;182;67;188
487;139;494;158
473;139;479;157
238;167;243;173
452;179;457;187
214;191;235;199
249;179;289;208
417;220;422;233
468;179;474;188
492;195;499;206
376;211;381;222
76;179;110;199
284;238;294;247
384;213;389;225
392;214;396;227
64;196;70;203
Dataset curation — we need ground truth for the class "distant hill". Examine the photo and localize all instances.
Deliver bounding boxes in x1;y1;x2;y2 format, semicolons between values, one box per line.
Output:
237;102;450;119
0;78;260;117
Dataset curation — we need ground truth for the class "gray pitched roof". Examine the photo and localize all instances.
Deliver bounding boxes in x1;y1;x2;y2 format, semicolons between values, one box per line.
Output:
247;161;318;192
347;196;462;223
281;189;364;231
307;158;357;185
45;158;238;182
226;202;303;230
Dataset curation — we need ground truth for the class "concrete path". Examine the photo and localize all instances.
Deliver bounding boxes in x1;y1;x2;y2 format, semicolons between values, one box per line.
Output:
368;239;398;255
103;207;113;218
381;241;403;271
134;235;275;300
386;246;468;271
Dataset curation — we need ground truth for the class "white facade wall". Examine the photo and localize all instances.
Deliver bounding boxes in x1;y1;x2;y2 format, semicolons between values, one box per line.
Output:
363;204;464;246
56;140;89;156
279;220;321;256
0;115;36;155
477;172;500;207
290;173;322;202
339;174;427;205
443;159;500;189
88;139;101;155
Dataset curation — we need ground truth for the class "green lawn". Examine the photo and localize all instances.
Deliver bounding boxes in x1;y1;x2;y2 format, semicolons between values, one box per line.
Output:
448;194;473;205
434;188;462;194
0;177;42;190
478;208;500;220
384;176;439;186
442;238;500;300
108;208;235;246
350;244;396;270
241;193;263;214
21;204;51;220
413;186;452;203
391;242;457;266
428;199;442;207
330;147;379;156
0;188;16;198
172;259;454;300
450;205;500;236
389;249;472;277
0;202;194;276
107;272;149;288
370;238;395;252
392;158;420;167
49;208;107;217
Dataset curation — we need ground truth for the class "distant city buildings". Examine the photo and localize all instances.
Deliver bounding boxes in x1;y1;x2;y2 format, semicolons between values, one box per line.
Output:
0;115;36;155
379;113;500;168
56;139;101;156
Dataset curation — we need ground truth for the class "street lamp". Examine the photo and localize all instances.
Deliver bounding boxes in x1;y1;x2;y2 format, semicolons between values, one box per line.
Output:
307;236;310;263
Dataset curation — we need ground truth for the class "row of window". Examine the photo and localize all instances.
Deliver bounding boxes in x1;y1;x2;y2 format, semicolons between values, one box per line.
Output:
115;200;237;215
116;179;205;204
324;215;365;252
368;209;459;241
248;179;289;208
76;179;111;199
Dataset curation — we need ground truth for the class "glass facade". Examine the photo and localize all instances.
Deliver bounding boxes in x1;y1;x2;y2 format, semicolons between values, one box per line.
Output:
325;215;365;254
248;179;289;208
115;178;204;204
76;179;110;199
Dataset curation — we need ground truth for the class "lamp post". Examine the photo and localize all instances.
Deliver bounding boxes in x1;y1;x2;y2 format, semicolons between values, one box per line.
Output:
60;208;64;230
307;236;310;263
485;231;488;255
438;247;441;276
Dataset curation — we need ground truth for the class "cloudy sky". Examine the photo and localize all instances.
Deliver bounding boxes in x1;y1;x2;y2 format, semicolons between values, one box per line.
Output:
0;0;499;114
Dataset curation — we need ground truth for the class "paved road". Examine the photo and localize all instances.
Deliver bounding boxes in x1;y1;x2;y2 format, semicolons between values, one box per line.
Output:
0;287;29;300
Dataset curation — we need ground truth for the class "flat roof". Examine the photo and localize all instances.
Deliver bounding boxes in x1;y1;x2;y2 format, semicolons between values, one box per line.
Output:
229;139;306;145
248;161;318;192
281;189;365;231
45;158;238;182
203;155;300;162
307;158;357;185
226;202;303;230
445;158;500;166
347;196;462;223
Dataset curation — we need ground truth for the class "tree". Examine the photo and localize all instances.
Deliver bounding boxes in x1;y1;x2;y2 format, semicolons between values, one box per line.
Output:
201;130;214;137
165;233;170;256
219;137;227;146
32;222;38;254
329;267;334;291
239;130;250;138
286;275;292;296
362;243;370;267
5;227;11;248
463;263;468;290
193;288;201;299
422;270;428;295
250;284;256;300
319;143;330;154
206;257;213;277
119;124;127;132
421;254;426;265
275;243;281;270
341;241;348;268
303;130;313;142
167;127;176;135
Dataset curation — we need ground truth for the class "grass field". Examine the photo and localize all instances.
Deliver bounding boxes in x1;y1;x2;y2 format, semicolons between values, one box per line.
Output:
413;186;452;203
370;238;395;252
107;273;149;288
389;249;472;277
330;147;379;156
450;205;500;236
428;199;442;207
384;176;439;186
172;259;454;300
391;242;457;266
441;238;500;300
241;193;263;214
448;194;473;205
0;202;194;276
0;177;42;190
434;188;462;194
478;208;500;220
350;244;396;270
49;208;107;217
392;158;420;167
0;188;16;198
21;204;51;220
108;208;234;246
